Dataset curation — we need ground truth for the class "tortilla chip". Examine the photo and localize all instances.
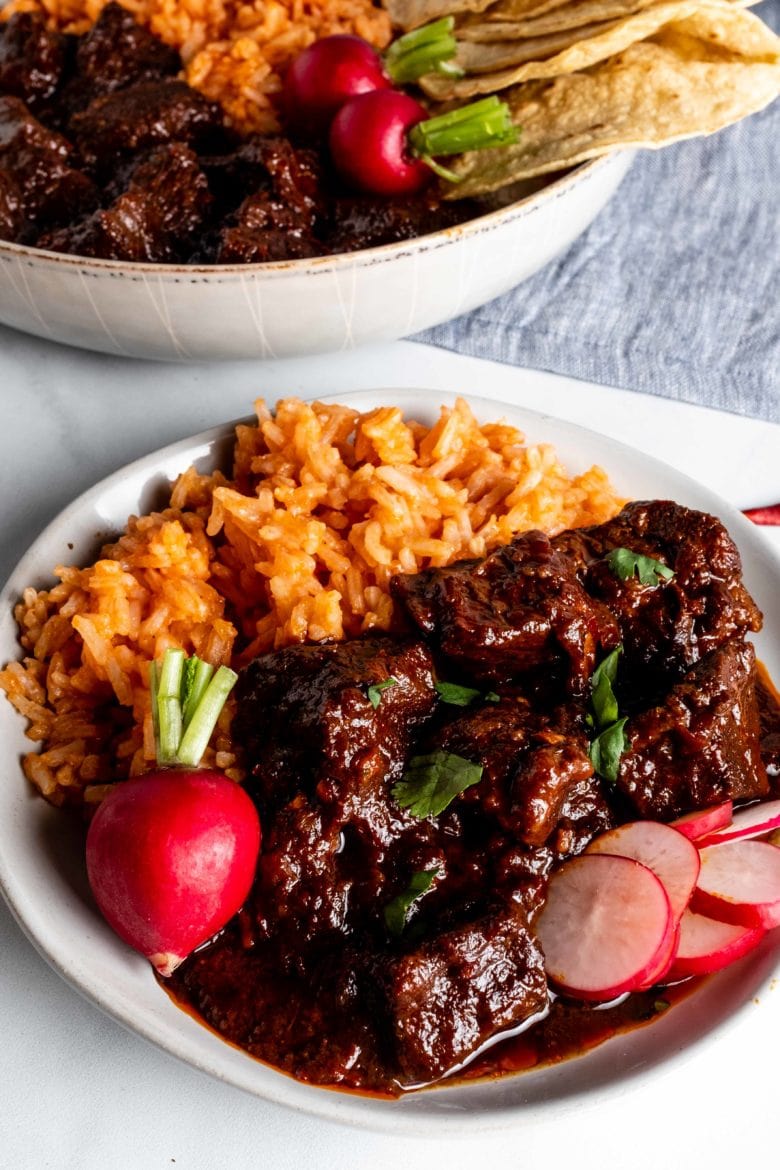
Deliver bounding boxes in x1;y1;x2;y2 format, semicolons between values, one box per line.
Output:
383;0;570;32
422;0;702;96
456;19;623;72
457;0;680;40
442;4;780;197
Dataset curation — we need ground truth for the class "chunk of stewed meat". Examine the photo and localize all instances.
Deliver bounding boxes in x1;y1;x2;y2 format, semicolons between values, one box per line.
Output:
0;96;98;229
327;192;476;251
554;500;763;692
75;2;180;95
0;12;68;108
215;196;323;262
0;169;24;241
236;636;438;817
618;639;768;820
380;901;547;1083
213;137;325;261
392;530;619;694
253;795;350;951
425;694;597;847
39;142;211;260
70;79;224;169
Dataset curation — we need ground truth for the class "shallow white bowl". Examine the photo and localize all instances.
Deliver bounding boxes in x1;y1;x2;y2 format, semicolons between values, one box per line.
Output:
0;154;631;360
1;388;778;1133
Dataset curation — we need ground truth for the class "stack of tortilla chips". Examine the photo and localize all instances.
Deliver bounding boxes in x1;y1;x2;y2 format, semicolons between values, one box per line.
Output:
383;0;780;196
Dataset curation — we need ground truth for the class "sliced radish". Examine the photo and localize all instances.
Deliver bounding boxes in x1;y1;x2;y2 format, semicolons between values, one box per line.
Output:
536;854;674;1001
636;922;680;990
586;820;700;922
669;801;732;842
692;840;780;929
696;799;780;848
667;910;766;980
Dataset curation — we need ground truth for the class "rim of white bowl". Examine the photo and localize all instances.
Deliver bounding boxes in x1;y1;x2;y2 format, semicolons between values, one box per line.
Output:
0;153;626;276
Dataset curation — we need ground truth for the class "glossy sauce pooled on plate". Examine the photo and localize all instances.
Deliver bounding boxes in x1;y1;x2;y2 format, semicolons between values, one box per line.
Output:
165;500;780;1095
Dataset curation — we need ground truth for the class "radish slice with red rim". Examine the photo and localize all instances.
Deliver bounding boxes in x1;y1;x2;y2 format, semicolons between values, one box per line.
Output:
692;840;780;930
696;799;780;848
667;910;766;980
536;853;674;1001
586;820;700;922
670;801;732;842
635;922;680;990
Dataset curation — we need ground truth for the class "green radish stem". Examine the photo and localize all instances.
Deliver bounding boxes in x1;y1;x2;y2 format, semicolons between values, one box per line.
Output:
408;96;519;180
384;17;463;84
152;648;237;768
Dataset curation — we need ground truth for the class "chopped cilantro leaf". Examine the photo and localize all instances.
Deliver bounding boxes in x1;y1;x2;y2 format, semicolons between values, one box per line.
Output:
653;998;671;1014
435;680;481;706
393;751;483;817
367;677;397;709
384;869;439;937
434;681;501;706
606;547;675;587
590;645;623;730
588;717;628;783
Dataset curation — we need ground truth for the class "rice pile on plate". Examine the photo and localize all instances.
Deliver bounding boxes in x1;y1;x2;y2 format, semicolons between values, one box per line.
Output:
1;0;392;131
0;396;622;807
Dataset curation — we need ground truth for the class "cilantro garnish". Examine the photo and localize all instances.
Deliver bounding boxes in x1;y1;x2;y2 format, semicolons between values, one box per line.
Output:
588;717;628;784
606;548;675;587
384;869;439;937
590;645;622;730
434;681;500;707
392;751;483;817
653;998;671;1014
367;677;397;709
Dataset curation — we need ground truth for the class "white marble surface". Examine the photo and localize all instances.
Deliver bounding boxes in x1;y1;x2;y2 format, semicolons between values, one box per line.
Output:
1;326;779;1170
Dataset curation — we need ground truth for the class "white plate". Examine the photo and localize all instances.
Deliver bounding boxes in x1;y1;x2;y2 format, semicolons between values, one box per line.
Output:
1;387;778;1134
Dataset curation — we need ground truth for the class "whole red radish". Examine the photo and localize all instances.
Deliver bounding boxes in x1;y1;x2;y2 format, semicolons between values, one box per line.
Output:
87;769;260;976
329;89;431;196
85;649;260;976
283;35;390;134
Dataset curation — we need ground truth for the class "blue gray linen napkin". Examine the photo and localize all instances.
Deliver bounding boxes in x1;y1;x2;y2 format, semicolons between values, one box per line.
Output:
417;0;780;422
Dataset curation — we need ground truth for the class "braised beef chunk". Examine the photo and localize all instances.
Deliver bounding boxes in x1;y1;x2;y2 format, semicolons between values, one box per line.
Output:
216;194;323;262
328;192;473;252
381;902;547;1083
39;142;211;260
0;13;67;109
618;640;768;819
70;80;224;170
213;137;325;261
236;637;437;813
254;796;350;951
554;501;762;692
392;530;619;694
75;3;180;95
0;169;24;241
427;695;597;846
0;95;98;229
